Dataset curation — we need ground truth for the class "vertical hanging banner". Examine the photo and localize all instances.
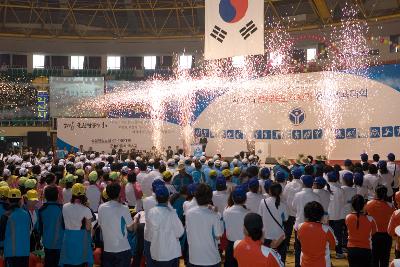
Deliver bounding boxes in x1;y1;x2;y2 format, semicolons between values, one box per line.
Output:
205;0;265;60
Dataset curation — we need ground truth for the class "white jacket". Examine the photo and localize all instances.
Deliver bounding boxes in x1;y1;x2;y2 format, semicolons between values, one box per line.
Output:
292;188;321;230
283;179;303;217
147;205;184;261
388;161;400;188
327;182;345;220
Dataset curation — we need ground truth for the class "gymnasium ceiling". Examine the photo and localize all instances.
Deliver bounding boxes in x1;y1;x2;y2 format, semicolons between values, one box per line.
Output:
0;0;399;40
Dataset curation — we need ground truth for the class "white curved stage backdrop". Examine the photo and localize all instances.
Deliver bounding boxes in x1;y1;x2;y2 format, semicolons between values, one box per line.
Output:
57;65;400;160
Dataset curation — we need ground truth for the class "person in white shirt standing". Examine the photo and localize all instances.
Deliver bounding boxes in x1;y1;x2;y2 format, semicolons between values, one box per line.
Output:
223;186;249;267
212;176;229;213
137;161;152;197
364;164;381;200
245;177;264;214
387;153;400;200
378;160;394;199
341;172;357;250
186;183;224;267
146;185;184;267
339;159;353;185
259;182;288;263
313;176;331;217
327;171;346;259
292;175;321;267
86;171;101;212
98;183;135;267
125;171;143;210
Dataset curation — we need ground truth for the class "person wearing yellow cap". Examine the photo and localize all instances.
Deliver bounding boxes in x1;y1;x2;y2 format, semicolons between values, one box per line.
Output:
206;169;218;191
38;185;64;267
24;189;41;251
232;167;242;185
62;173;75;204
86;171;101;212
0;188;31;267
162;170;177;195
59;183;94;267
17;176;28;194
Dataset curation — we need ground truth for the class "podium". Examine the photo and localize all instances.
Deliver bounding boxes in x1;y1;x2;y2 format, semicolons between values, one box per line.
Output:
192;144;203;157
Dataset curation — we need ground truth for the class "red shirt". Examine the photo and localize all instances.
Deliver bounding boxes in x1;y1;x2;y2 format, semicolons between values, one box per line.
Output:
388;210;400;250
233;236;283;267
297;222;336;267
365;200;395;232
346;213;377;249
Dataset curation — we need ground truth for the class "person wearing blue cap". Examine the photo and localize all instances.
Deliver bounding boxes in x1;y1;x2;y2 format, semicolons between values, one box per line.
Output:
292;174;321;267
274;171;287;191
282;167;303;252
259;182;288;263
364;164;380;200
143;179;166;267
387;153;400;201
340;159;353;185
259;167;271;194
212;176;229;214
183;183;198;216
327;171;346;259
313;176;331;217
354;172;368;199
378;160;394;199
223;186;249;267
263;179;273;199
186;183;224;267
361;153;369;164
146;185;184;267
372;154;380;166
245;177;263;214
341;173;357;250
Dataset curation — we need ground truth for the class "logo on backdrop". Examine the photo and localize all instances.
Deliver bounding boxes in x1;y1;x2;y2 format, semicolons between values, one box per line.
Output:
289;108;306;126
219;0;248;23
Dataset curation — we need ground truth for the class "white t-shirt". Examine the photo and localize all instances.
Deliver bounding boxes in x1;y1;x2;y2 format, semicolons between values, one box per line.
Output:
62;202;93;230
62;188;72;204
86;185;101;212
125;182;137;207
183;198;198;215
212;190;229;214
186;206;224;266
245;192;264;214
223;205;249;242
143;195;158;241
98;200;134;253
259;197;287;240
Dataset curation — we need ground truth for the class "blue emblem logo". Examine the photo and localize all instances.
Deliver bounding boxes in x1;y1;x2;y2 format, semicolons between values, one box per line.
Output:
289;108;306;126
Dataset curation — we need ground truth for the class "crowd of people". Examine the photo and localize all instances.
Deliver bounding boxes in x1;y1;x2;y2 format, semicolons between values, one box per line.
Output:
0;149;399;267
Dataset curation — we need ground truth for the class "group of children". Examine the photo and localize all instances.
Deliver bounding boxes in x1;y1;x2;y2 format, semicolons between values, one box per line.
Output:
0;150;399;267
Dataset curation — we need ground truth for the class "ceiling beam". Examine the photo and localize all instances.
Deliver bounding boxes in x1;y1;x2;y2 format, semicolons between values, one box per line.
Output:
309;0;332;24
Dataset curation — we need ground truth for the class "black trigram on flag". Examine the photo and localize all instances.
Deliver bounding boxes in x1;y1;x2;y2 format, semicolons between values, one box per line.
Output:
240;20;258;40
210;25;227;43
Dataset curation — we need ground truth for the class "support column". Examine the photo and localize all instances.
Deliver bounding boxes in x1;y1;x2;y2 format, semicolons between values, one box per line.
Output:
27;53;33;73
101;55;107;75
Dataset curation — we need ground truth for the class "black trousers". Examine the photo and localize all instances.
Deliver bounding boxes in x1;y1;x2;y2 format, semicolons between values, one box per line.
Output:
329;219;345;254
153;258;179;267
294;231;301;267
347;247;372;267
225;240;238;267
372;232;392;267
102;250;132;267
134;223;145;267
5;257;29;267
284;216;295;251
44;248;61;267
264;238;287;264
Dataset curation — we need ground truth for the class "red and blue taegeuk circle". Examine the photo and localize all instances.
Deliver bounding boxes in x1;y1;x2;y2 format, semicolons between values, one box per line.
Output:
219;0;248;23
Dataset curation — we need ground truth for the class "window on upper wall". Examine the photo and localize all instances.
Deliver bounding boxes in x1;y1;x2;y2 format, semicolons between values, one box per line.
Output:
144;56;157;70
107;56;121;70
71;56;85;69
33;54;45;69
179;55;192;69
232;56;245;68
306;48;317;62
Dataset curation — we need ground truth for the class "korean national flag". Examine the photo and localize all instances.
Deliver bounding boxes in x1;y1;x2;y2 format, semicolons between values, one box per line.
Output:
205;0;264;60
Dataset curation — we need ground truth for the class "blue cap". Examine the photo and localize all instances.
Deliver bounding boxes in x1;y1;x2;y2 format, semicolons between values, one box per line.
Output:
343;172;354;183
327;171;339;182
249;177;259;188
344;159;353;166
232;186;246;202
354;172;364;186
360;153;368;162
263;179;273;192
388;153;395;161
152;179;165;192
216;175;226;187
301;175;314;187
314;176;327;187
155;185;169;198
275;171;286;182
260;167;271;179
378;160;387;169
291;167;303;179
187;183;198;195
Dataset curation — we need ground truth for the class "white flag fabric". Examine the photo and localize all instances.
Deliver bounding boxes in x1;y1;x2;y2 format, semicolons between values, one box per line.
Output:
205;0;264;60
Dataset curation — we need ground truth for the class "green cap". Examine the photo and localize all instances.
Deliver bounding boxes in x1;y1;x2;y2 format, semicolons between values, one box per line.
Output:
24;179;37;189
75;169;85;176
65;174;76;183
109;171;119;180
18;177;28;186
88;171;98;182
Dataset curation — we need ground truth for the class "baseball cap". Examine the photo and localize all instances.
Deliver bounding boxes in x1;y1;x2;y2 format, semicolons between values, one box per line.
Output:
2;169;11;177
162;171;173;180
232;167;241;176
19;168;28;176
109;171;119;180
18;177;28;187
214;160;221;167
260;167;271;179
209;170;218;177
314;176;327;187
343;172;354;183
24;179;37;189
88;171;98;182
216;176;226;188
360;153;368;161
152;179;165;192
275;171;286;182
64;174;76;183
155;185;169;198
301;175;314;187
327;171;339;182
344;159;353;166
378;160;387;169
26;189;39;201
8;188;22;199
353;172;364;186
221;169;232;178
71;183;86;196
263;179;273;192
0;186;10;198
291;167;303;179
187;183;198;195
0;181;8;187
232;186;246;202
176;163;185;171
75;169;85;176
249;177;259;188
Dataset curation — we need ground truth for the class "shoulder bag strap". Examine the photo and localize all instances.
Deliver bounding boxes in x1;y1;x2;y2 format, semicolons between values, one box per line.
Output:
264;199;284;231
